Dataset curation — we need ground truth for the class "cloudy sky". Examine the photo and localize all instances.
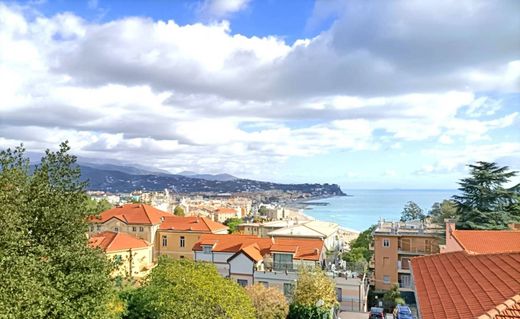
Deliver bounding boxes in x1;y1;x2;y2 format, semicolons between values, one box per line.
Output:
0;0;519;189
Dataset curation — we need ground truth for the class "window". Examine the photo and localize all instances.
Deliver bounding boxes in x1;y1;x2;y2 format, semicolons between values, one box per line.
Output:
162;235;168;247
180;236;185;248
383;239;390;247
114;227;119;232
139;226;144;232
336;288;343;302
258;281;269;288
203;246;212;254
237;279;248;287
383;275;390;284
273;253;293;271
90;226;94;232
96;225;101;231
283;283;294;297
180;255;184;259
132;226;137;232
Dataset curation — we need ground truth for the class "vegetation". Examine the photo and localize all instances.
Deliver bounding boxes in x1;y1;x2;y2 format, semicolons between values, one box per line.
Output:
290;266;337;318
453;161;520;230
400;201;425;222
0;143;120;319
428;200;457;225
342;225;375;272
245;284;289;319
86;197;113;214
257;205;269;215
123;258;255;319
224;217;243;233
173;205;185;216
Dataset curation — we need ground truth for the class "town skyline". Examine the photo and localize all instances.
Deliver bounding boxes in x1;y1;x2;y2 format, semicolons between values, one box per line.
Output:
1;0;519;189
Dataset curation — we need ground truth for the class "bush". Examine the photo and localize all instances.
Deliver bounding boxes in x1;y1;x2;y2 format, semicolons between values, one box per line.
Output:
245;284;289;319
287;304;332;319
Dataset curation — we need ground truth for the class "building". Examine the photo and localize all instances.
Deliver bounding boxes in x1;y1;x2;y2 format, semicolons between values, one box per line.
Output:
411;251;520;319
88;204;171;249
237;220;298;237
156;216;228;260
370;219;443;298
442;220;520;254
192;234;325;297
267;220;341;251
89;231;154;278
212;207;241;223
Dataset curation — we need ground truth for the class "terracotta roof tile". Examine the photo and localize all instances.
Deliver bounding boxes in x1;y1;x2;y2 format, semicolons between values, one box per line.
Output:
89;231;150;252
89;204;170;225
193;234;324;261
452;230;520;253
159;216;227;232
214;207;237;214
411;251;520;319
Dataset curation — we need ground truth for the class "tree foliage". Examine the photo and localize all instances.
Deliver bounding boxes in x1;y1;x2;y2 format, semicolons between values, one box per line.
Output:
173;205;185;216
453;161;520;230
383;284;401;303
0;143;119;319
342;225;375;269
292;267;337;310
86;197;113;215
400;201;425;222
224;217;243;234
428;200;457;225
124;258;255;319
245;284;289;319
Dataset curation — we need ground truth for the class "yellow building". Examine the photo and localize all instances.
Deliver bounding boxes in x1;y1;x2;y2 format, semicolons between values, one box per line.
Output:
370;219;442;296
156;216;228;260
89;231;154;278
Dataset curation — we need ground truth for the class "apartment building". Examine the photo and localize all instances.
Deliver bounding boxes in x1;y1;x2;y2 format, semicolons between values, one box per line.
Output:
212;207;241;223
89;231;154;278
237;220;298;237
370;219;442;298
267;220;341;251
156;216;228;260
192;234;325;297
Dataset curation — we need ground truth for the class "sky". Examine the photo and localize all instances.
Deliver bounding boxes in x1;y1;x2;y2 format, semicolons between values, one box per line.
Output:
0;0;519;189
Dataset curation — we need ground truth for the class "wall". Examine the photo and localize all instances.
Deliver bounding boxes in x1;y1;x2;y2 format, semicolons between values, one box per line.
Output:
229;253;254;276
107;246;153;278
373;235;398;291
156;231;204;260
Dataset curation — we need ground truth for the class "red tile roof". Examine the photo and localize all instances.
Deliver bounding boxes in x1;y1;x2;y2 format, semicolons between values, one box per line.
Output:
89;204;170;225
214;207;237;214
484;294;520;319
89;231;150;252
159;216;228;233
193;234;324;261
451;230;520;254
411;251;520;319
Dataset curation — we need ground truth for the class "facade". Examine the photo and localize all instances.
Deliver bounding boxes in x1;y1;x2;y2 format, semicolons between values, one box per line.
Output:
89;231;154;278
411;251;520;319
370;219;442;294
267;220;341;251
193;234;325;297
237;220;298;237
156;216;228;260
212;207;241;223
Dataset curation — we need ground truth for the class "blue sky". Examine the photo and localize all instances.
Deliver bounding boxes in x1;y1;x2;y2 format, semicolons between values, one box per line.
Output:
0;0;519;189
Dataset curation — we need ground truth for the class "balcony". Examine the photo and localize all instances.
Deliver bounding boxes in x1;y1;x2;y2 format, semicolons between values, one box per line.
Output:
397;260;411;273
272;262;295;272
398;247;439;255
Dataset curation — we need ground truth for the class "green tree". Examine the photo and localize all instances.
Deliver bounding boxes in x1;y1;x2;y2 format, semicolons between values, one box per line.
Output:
224;217;243;234
124;258;255;319
342;225;375;267
453;161;520;230
245;284;289;319
258;206;269;215
428;200;457;225
173;205;185;216
86;197;113;215
0;143;120;319
292;267;337;311
383;284;402;308
400;201;425;222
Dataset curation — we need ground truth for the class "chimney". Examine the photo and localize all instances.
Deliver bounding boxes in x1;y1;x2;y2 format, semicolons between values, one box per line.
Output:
445;219;456;236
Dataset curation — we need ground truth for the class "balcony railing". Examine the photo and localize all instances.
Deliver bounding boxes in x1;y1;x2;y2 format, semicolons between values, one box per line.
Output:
272;262;295;272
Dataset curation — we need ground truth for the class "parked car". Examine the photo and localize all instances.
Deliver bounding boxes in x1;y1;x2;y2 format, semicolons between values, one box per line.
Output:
368;307;385;319
393;304;413;319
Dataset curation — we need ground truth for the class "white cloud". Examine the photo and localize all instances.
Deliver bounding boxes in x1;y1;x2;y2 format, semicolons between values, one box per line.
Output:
198;0;250;18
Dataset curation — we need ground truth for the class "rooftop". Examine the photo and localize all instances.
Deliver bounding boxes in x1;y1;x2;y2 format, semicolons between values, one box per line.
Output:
451;229;520;254
374;219;443;236
411;251;520;319
89;204;170;225
89;231;150;252
159;216;228;233
267;220;338;238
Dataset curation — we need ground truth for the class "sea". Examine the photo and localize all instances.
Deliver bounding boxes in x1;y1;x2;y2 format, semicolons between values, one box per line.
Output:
302;189;458;232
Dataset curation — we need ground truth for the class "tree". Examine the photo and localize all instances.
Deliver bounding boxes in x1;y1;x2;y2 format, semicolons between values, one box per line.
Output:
453;161;520;230
342;225;375;266
383;284;401;303
400;201;425;222
86;197;113;215
0;143;120;319
124;258;255;319
428;200;457;225
292;267;337;312
224;217;243;234
258;206;269;215
173;205;185;216
245;284;289;319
